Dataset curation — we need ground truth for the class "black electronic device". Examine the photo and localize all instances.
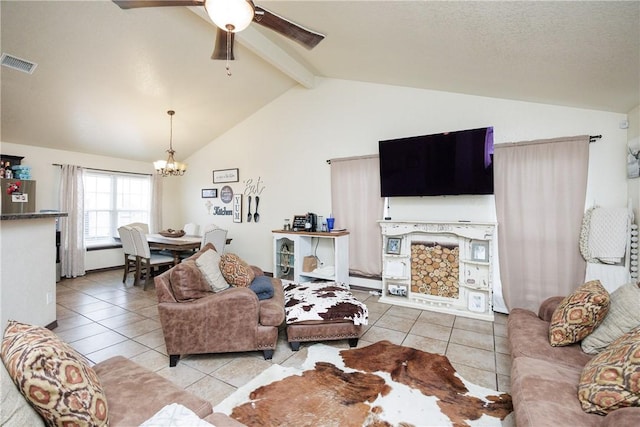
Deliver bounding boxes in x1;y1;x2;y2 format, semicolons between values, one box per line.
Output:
304;213;318;232
378;126;494;197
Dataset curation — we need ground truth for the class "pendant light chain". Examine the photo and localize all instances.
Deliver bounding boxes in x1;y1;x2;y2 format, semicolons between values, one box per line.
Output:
226;29;232;77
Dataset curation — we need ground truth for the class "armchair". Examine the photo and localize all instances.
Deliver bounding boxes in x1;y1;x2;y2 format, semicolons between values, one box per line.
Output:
154;244;285;367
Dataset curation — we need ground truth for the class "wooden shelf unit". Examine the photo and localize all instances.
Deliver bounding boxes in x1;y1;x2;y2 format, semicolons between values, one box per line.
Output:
272;230;349;284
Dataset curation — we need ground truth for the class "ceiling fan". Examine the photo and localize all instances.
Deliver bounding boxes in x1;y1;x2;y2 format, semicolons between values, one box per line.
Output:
113;0;325;63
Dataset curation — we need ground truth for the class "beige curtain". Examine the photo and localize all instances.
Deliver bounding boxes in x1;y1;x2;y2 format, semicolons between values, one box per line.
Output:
150;174;163;233
494;135;589;311
330;155;383;277
59;164;85;278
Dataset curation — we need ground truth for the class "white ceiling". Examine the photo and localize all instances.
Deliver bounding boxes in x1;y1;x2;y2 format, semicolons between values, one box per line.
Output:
1;1;638;163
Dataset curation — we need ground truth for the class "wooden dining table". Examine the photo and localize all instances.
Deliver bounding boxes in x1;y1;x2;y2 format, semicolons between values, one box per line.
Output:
146;233;233;265
146;234;202;265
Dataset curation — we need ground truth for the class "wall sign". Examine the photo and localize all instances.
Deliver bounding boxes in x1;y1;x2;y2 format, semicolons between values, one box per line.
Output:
220;185;234;203
233;194;243;223
201;188;217;198
213;168;239;183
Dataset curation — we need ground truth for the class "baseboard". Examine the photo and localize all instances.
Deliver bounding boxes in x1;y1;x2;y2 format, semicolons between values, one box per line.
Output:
349;276;382;290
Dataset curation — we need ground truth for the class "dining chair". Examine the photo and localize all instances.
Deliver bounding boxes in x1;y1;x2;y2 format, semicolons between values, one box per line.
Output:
183;223;200;236
201;223;221;234
129;226;175;290
202;228;228;253
126;222;150;234
117;226;138;284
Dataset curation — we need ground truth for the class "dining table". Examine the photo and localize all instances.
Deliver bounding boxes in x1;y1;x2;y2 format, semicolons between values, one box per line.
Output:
146;234;203;265
146;233;233;265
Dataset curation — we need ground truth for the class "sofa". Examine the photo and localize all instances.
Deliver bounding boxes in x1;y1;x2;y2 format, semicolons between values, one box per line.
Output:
1;322;244;427
154;243;285;366
508;291;640;427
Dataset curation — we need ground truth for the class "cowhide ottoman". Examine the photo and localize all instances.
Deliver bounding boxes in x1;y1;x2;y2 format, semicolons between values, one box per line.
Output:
283;281;368;351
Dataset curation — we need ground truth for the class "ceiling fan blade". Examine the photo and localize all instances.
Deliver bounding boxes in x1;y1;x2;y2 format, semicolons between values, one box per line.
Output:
253;5;325;50
211;27;235;60
113;0;204;9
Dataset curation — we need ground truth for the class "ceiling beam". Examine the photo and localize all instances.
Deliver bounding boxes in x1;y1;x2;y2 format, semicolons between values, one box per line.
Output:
187;6;316;89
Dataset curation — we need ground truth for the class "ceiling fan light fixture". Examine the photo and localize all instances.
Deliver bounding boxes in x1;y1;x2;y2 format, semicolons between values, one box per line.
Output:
205;0;255;33
154;110;187;177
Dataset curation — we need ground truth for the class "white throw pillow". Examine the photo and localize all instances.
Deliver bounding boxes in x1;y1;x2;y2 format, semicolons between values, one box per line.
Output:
581;281;640;354
140;403;214;427
195;249;229;292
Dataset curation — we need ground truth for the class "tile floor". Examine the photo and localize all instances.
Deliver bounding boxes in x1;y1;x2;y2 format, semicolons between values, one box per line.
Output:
54;269;511;408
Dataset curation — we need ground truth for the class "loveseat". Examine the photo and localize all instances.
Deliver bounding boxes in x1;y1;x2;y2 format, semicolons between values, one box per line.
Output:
1;321;244;427
508;287;640;427
155;243;285;366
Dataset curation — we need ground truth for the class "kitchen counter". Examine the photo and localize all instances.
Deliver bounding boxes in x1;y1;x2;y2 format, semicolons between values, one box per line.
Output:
1;212;67;329
1;211;68;220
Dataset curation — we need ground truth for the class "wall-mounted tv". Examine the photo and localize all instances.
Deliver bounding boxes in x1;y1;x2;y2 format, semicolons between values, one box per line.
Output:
379;127;494;197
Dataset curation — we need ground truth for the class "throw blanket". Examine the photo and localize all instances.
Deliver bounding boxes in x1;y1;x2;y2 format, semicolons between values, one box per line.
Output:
249;276;274;300
580;206;629;264
284;282;368;326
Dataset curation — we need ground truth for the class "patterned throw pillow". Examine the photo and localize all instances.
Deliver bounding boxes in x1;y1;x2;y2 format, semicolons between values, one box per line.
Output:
1;321;109;426
549;280;610;347
578;326;640;414
219;253;255;287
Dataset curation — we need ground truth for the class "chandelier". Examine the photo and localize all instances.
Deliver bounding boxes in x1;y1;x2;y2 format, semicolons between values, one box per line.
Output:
154;110;187;177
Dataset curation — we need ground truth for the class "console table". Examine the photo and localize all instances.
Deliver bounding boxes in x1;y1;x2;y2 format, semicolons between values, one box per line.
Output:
272;230;349;284
379;220;496;321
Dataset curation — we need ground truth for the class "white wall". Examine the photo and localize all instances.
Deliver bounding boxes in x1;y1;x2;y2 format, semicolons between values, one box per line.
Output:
0;142;170;270
180;78;629;275
2;78;630;280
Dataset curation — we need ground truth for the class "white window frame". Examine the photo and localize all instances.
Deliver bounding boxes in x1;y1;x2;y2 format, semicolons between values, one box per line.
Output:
83;170;152;247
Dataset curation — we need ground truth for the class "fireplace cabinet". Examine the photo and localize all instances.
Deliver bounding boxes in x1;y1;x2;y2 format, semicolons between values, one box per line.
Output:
379;220;496;321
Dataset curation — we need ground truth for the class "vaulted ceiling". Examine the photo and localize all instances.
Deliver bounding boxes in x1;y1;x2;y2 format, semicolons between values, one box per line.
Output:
1;1;638;162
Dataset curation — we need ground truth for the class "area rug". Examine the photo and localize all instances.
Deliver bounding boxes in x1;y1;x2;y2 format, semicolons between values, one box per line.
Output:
215;340;513;427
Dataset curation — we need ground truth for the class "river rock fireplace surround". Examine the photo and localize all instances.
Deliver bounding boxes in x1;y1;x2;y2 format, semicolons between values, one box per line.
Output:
379;220;496;321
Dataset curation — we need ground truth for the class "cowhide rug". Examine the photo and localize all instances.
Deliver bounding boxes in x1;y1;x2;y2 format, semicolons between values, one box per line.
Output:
215;340;513;427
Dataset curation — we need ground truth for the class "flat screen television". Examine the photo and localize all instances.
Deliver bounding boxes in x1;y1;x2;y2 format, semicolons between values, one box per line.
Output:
379;126;494;197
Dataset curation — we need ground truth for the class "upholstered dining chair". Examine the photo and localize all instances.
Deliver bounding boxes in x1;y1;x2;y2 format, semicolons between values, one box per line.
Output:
117;226;138;284
201;223;221;234
183;223;200;236
129;226;174;290
202;228;227;253
126;222;150;234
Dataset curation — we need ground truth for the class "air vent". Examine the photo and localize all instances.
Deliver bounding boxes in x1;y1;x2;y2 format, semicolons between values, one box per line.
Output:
1;53;37;74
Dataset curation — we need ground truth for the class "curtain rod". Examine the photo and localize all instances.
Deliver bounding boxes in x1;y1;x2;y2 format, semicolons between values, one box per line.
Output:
52;163;152;176
589;135;602;143
326;154;378;165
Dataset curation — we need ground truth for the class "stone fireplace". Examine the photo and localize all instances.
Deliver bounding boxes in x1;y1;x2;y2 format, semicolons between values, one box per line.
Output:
379;220;496;321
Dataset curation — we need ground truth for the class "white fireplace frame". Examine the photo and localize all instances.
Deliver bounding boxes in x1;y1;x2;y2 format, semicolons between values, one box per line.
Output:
379;220;496;321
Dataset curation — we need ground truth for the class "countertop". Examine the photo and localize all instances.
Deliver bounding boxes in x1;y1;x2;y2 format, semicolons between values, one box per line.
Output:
1;212;68;221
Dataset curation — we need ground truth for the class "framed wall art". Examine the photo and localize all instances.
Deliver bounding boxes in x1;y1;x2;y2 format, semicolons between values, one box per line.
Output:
201;188;217;198
385;237;402;255
233;194;243;223
470;241;489;262
213;168;239;183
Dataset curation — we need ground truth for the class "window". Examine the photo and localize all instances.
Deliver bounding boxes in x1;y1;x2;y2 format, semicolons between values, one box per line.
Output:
84;171;151;247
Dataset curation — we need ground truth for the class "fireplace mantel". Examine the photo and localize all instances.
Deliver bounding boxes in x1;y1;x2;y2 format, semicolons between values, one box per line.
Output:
378;220;497;321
